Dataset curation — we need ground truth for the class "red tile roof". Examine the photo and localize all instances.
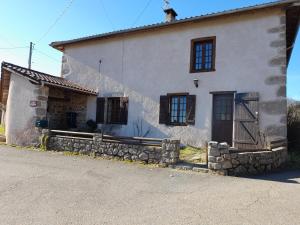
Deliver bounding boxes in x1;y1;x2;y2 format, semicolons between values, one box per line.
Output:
1;62;97;95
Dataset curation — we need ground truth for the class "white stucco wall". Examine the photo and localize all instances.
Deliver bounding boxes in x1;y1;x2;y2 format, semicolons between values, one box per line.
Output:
61;8;287;147
5;73;47;146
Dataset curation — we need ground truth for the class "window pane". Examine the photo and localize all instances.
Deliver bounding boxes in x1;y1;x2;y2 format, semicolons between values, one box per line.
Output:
170;95;187;124
107;98;121;124
192;38;214;71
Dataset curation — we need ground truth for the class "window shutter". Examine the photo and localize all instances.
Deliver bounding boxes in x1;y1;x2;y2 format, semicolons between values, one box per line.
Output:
234;92;260;150
120;97;129;125
159;95;169;124
187;95;196;125
96;97;105;124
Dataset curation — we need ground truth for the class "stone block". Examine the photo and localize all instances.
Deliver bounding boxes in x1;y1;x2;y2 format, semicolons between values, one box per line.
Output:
218;142;229;149
208;162;222;170
265;76;286;85
230;153;238;159
208;148;220;157
277;86;286;97
35;108;46;116
138;152;148;161
234;165;247;175
112;148;119;155
231;158;240;165
267;26;285;33
208;156;216;163
223;154;231;160
208;141;218;148
123;154;131;161
270;40;285;48
229;147;238;152
222;160;232;169
38;96;48;101
216;157;223;162
248;166;258;174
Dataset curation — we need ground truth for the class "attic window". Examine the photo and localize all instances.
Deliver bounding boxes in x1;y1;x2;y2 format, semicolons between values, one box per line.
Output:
190;37;216;73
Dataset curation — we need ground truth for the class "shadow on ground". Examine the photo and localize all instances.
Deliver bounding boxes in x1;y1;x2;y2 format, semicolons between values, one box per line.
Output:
244;169;300;184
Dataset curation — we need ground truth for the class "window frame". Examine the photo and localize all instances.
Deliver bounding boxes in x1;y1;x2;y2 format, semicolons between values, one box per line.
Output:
96;97;128;125
190;36;216;73
167;93;189;126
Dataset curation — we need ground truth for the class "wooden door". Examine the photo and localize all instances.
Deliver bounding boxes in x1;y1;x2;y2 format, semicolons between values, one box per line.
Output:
234;92;260;150
212;94;234;145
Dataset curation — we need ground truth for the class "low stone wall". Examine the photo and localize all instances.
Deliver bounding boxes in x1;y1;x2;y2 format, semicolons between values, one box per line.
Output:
208;142;288;176
46;133;180;165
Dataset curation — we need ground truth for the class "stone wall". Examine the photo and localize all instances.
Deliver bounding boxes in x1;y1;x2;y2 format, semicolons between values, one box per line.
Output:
208;141;288;176
46;132;180;165
47;87;87;130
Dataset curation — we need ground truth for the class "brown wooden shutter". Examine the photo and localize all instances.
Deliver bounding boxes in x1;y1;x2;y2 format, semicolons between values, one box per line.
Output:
234;92;260;150
159;95;169;124
187;95;196;125
96;97;105;124
120;97;129;125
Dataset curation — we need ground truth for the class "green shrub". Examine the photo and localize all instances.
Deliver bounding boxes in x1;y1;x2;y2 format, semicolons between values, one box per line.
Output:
287;104;300;151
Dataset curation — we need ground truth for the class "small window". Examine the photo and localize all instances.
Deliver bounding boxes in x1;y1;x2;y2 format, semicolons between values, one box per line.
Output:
190;37;216;73
159;94;196;126
96;97;128;125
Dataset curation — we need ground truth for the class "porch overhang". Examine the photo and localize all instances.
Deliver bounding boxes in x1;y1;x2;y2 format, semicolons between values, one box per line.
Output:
1;62;98;96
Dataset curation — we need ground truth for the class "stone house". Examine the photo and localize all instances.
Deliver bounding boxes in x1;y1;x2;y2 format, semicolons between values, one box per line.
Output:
49;0;299;149
1;0;300;149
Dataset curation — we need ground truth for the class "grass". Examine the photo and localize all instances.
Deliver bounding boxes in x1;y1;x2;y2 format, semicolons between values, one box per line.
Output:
0;124;5;136
180;146;207;164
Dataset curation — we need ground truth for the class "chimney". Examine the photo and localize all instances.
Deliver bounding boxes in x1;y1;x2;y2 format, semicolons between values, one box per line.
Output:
164;8;178;22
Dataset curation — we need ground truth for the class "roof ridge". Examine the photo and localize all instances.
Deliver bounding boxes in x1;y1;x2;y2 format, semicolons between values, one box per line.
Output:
50;0;298;48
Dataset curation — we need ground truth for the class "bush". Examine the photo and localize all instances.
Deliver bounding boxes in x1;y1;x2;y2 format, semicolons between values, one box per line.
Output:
86;119;97;132
287;104;300;151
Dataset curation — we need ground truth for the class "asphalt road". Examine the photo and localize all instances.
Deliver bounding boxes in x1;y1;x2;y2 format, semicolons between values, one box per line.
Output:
0;145;299;225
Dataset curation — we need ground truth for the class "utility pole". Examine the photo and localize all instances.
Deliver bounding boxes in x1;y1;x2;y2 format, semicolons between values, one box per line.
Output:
28;42;34;69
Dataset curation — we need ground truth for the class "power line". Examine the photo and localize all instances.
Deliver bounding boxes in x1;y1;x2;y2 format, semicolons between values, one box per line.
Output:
0;46;28;50
37;0;75;43
99;0;115;30
132;0;153;27
34;48;61;63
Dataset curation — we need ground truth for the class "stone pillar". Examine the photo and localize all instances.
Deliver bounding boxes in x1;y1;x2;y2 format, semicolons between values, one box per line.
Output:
208;141;233;175
161;139;180;165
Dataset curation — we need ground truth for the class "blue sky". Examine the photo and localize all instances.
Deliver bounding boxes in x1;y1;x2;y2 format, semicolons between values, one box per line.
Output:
0;0;299;99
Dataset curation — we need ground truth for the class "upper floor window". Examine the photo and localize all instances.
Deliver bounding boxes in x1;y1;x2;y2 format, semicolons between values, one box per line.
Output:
190;37;216;73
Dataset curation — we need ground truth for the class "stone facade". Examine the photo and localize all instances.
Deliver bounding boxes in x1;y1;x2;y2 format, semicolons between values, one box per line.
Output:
46;132;180;165
47;87;87;130
208;141;288;176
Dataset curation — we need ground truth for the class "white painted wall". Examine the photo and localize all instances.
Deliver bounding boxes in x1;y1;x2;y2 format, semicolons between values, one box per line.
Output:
5;73;43;146
61;8;286;147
